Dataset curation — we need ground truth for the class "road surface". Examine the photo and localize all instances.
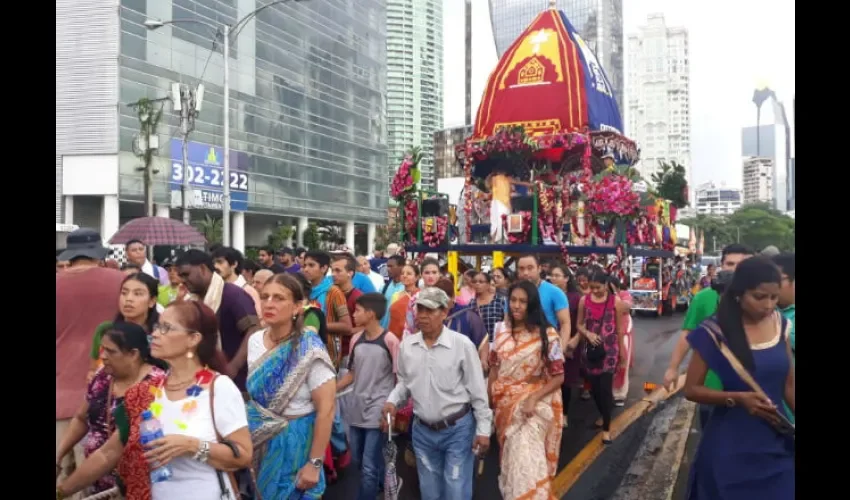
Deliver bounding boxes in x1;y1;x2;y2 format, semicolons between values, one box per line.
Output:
325;313;685;500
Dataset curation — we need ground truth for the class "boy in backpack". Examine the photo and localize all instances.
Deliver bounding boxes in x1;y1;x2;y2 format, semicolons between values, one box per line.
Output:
337;293;400;500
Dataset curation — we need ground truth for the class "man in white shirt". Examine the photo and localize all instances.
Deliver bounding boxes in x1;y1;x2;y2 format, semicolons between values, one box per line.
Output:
357;255;385;291
125;239;169;286
382;287;491;500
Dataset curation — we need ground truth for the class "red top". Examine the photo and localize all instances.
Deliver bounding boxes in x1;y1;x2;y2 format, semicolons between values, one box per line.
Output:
56;266;125;419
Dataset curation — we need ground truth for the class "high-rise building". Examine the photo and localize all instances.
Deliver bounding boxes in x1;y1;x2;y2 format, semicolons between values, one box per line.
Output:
56;0;387;252
626;14;691;184
489;0;624;109
742;157;775;205
434;125;473;179
387;0;443;190
694;182;742;216
741;121;788;210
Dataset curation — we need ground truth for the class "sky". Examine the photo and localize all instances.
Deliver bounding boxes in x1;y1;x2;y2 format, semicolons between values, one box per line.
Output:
443;0;795;188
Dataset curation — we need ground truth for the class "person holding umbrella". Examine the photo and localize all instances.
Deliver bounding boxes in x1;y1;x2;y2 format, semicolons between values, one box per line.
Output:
382;287;492;500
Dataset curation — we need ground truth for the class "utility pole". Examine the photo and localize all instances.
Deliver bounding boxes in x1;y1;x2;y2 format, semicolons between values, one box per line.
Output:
172;83;204;225
129;97;167;217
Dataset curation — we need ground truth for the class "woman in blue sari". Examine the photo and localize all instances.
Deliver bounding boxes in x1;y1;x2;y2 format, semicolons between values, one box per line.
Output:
684;256;794;500
246;273;337;499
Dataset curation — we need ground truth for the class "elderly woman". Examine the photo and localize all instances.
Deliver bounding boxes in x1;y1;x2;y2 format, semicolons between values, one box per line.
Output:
57;301;252;500
56;322;166;496
246;273;337;499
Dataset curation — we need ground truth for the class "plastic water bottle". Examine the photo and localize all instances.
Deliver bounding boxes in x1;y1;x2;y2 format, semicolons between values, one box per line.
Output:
139;410;173;483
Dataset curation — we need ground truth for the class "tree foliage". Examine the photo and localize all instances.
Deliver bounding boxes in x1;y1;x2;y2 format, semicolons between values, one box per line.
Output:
193;215;222;249
267;224;294;250
679;203;795;253
302;222;322;250
651;161;689;208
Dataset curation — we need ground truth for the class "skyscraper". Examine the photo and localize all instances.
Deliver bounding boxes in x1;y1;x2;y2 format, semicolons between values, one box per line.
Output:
489;0;623;108
386;0;444;189
626;14;691;184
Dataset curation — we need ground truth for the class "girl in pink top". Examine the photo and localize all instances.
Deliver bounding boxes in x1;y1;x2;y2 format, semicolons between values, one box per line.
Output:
610;277;634;406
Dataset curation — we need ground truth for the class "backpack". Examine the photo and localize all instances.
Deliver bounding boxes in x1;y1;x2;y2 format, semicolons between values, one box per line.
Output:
348;330;392;371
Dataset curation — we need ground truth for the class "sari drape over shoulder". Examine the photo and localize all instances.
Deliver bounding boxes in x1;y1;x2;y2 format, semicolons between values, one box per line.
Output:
490;326;564;500
246;329;335;500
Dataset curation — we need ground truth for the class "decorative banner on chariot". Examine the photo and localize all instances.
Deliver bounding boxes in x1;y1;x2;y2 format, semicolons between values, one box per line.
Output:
473;7;624;139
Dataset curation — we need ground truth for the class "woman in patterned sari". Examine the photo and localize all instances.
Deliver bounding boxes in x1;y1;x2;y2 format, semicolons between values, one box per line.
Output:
246;273;337;499
489;281;565;500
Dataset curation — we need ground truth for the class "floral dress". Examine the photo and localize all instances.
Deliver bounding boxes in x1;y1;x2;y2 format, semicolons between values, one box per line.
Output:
84;367;166;493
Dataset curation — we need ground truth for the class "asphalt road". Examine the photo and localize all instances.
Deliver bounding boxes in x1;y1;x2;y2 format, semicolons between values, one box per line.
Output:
325;313;685;500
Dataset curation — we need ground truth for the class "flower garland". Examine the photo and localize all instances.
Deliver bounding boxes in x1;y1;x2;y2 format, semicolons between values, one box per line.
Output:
422;216;448;247
402;196;418;243
149;367;215;431
501;212;532;244
391;148;422;201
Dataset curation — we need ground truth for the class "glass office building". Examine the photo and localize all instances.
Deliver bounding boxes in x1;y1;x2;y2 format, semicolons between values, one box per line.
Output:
57;0;388;245
489;0;623;109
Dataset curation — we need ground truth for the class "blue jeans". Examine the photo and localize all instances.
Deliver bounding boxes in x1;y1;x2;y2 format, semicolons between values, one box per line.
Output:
411;411;476;500
330;406;348;453
349;426;385;500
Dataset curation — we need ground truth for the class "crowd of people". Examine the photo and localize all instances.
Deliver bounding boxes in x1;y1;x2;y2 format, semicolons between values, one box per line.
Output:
56;227;795;500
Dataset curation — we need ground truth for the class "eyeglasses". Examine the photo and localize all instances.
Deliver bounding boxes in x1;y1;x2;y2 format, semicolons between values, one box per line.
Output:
152;322;193;335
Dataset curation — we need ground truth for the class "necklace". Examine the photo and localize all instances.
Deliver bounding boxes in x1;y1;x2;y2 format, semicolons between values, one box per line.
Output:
148;367;215;431
267;328;295;345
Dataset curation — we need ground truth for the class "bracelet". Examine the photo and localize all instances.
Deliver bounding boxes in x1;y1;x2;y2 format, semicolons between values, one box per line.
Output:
56;487;66;500
193;440;211;463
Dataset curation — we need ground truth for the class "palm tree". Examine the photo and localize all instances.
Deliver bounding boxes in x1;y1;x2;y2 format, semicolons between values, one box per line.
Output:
651;161;689;208
193;215;223;248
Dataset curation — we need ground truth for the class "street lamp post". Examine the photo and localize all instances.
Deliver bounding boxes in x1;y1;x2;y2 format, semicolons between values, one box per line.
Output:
145;0;306;246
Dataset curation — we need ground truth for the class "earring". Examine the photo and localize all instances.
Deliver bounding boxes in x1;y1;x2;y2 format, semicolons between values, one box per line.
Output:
292;314;299;321
187;351;194;359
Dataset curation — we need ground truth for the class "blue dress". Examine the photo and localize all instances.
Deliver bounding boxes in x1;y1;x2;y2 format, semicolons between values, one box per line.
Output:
686;317;794;500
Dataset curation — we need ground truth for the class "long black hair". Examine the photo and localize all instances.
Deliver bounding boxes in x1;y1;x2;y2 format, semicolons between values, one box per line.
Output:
104;321;168;370
507;280;551;365
115;272;160;333
716;256;782;371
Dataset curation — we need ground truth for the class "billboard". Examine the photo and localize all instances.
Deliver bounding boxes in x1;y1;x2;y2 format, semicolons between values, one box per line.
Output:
169;139;250;212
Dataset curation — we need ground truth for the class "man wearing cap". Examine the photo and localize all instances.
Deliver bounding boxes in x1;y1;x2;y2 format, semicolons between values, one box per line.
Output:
277;246;301;273
382;287;492;500
56;228;126;486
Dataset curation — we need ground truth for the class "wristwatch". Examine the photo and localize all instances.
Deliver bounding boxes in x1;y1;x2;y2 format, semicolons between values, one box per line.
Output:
725;397;736;408
308;457;324;469
194;440;211;463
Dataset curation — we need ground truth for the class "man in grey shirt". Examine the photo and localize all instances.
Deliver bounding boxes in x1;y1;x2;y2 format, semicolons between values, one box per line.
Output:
382;287;492;500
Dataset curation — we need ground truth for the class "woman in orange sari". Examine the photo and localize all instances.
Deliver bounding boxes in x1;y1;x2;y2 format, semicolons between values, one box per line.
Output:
489;281;566;500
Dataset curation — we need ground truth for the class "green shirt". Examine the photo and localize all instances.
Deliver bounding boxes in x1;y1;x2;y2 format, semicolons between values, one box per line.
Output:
90;321;113;360
158;285;179;307
683;288;722;390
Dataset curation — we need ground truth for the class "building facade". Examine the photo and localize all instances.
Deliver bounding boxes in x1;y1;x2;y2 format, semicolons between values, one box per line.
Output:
489;0;624;110
741;119;788;211
57;0;388;253
386;0;443;190
626;14;690;184
694;182;742;216
742;157;775;206
433;125;473;179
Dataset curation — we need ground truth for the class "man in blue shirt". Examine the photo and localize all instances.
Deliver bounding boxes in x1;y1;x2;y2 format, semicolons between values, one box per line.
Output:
380;255;406;329
514;255;574;352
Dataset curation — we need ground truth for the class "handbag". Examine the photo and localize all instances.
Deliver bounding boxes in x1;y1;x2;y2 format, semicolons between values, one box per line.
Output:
701;315;795;440
209;375;262;500
584;296;612;366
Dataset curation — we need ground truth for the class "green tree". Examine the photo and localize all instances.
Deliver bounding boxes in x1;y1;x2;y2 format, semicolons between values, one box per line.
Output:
267;224;294;250
678;213;734;253
302;222;321;250
193;215;222;248
650;161;689;208
726;203;795;252
374;223;400;251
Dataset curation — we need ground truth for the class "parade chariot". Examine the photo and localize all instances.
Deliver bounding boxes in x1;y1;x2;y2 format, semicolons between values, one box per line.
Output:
391;3;681;297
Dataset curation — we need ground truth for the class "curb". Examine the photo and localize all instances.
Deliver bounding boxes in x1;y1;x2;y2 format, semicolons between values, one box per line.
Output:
553;374;687;498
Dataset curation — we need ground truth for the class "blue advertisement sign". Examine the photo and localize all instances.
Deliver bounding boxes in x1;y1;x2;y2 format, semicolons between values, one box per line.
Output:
169;139;250;212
